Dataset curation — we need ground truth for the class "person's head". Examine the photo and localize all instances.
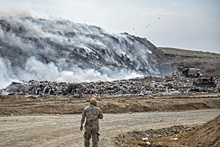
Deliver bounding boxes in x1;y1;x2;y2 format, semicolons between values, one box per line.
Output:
90;98;98;106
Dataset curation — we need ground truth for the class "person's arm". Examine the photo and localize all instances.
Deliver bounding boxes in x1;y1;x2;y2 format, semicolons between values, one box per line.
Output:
80;109;86;131
98;109;103;119
80;123;83;131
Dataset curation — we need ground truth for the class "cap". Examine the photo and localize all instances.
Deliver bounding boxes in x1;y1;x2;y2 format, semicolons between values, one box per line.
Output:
90;98;99;105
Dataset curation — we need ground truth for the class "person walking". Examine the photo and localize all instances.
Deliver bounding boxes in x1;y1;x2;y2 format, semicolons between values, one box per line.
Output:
80;98;103;147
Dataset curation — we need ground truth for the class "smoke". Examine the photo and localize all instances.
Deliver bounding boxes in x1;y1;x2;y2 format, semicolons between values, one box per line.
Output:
0;9;34;18
0;6;54;20
0;16;172;89
0;56;142;89
0;58;20;89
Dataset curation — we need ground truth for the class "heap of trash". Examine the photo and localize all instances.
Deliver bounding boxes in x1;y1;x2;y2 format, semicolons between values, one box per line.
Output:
1;74;219;98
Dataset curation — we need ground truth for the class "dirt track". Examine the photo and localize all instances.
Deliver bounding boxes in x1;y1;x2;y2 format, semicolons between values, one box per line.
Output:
0;109;220;147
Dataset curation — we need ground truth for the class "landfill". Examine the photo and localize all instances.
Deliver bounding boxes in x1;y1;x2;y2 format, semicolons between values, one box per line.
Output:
1;73;219;98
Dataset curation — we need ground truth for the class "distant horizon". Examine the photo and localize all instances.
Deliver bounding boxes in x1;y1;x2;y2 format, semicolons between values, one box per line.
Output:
158;46;220;54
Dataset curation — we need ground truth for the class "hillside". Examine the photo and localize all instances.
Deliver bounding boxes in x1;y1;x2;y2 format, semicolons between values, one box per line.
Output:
160;47;220;76
1;16;220;90
0;16;172;89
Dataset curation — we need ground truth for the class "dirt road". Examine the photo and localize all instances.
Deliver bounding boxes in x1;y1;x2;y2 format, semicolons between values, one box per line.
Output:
0;109;219;147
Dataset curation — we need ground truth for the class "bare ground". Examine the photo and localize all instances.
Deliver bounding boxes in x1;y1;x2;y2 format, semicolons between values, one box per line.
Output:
0;109;220;147
1;93;220;116
0;93;220;147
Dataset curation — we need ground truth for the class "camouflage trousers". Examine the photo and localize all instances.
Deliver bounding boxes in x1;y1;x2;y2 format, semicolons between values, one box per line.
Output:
83;128;100;147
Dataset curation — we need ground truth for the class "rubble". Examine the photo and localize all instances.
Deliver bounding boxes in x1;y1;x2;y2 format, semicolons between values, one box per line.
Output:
115;125;199;146
1;74;219;98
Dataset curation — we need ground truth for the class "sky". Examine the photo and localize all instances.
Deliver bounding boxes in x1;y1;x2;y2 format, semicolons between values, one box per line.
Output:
0;0;220;53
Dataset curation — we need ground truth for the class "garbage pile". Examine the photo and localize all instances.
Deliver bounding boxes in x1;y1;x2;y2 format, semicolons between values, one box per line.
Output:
1;75;219;98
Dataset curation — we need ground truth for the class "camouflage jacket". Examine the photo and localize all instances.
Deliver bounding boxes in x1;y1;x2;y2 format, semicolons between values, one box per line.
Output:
81;104;103;130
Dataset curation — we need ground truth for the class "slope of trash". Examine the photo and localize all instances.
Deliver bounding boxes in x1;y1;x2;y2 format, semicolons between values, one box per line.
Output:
0;16;173;89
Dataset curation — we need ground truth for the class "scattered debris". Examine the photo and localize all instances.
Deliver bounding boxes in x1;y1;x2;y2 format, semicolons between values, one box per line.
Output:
1;74;219;97
115;125;199;146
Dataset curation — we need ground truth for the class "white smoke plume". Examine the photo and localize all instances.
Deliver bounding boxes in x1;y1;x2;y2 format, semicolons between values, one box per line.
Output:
0;16;172;89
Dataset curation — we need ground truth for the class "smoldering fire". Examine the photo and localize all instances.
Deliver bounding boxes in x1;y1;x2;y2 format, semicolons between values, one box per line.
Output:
0;16;174;89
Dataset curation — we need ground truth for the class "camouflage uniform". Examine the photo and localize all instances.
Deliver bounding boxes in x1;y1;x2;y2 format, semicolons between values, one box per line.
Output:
81;104;103;147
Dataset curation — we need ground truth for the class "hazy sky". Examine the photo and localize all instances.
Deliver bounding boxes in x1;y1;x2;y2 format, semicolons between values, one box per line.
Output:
0;0;220;53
